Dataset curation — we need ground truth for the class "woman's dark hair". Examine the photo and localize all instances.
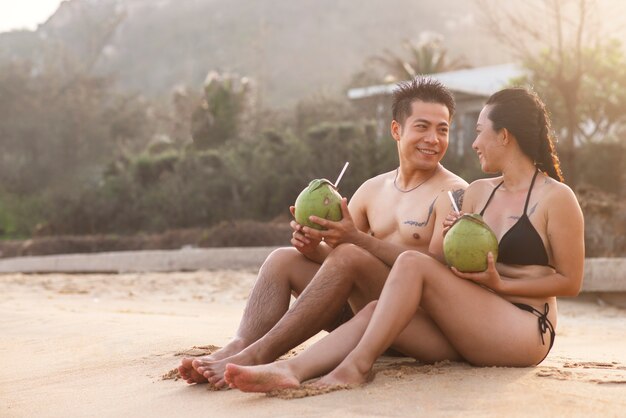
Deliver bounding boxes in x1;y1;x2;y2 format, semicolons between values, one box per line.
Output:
486;88;564;182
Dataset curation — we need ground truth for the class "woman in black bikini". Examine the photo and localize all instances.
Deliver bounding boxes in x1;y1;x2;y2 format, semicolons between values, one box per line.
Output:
222;87;585;391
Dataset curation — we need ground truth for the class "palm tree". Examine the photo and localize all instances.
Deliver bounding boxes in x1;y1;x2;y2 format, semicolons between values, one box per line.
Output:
371;36;469;81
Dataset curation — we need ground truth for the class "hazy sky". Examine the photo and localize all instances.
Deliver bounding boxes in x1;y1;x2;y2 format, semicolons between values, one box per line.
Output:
0;0;63;32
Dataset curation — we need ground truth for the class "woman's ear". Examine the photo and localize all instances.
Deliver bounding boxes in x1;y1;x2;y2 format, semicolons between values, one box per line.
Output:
500;128;510;145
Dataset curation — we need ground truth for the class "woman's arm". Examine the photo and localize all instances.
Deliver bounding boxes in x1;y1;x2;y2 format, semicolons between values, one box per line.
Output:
454;184;585;298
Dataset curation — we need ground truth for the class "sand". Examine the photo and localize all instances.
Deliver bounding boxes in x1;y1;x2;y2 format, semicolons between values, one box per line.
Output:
1;268;625;417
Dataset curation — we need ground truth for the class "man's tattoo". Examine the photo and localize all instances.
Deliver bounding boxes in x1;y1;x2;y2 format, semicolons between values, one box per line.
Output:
451;188;464;211
404;197;437;227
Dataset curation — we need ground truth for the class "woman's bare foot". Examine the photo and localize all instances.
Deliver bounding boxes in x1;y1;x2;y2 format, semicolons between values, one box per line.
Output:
314;360;371;387
193;350;258;388
225;362;300;393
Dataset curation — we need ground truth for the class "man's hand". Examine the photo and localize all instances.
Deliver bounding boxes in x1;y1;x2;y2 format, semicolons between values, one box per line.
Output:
301;198;359;248
450;252;502;292
442;210;464;237
289;206;321;254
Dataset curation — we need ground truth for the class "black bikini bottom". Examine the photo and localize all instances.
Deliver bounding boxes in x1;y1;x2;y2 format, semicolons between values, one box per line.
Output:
513;302;556;361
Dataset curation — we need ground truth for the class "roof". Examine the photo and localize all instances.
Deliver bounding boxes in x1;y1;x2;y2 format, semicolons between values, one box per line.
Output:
347;63;525;100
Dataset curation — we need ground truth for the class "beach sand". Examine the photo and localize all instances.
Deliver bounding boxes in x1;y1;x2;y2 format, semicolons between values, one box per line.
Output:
1;269;625;417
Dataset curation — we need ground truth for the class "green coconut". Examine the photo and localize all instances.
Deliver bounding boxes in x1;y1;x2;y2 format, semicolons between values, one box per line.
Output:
443;213;499;272
294;178;342;230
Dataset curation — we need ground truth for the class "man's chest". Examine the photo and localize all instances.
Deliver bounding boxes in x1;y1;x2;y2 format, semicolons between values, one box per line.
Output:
366;197;438;246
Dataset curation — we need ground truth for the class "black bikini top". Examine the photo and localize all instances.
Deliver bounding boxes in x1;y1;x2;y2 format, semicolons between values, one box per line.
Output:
479;170;550;266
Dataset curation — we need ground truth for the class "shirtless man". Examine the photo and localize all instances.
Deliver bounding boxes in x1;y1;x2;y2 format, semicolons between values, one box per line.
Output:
179;77;468;387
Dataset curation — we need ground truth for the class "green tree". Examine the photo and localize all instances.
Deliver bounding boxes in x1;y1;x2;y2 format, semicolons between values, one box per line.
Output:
478;0;626;184
191;71;254;150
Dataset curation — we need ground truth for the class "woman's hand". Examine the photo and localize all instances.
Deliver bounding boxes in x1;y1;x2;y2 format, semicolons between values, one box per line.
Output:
451;252;503;292
442;210;464;237
300;198;359;248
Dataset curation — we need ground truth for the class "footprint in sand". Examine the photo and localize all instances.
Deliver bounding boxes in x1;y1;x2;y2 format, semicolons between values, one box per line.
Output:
174;345;222;357
536;362;626;384
267;383;354;399
563;361;626;370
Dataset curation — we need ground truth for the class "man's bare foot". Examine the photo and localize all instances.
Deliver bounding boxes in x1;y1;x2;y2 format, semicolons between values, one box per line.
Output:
179;338;247;385
196;338;247;364
178;357;208;384
193;350;257;388
313;361;370;387
224;363;300;393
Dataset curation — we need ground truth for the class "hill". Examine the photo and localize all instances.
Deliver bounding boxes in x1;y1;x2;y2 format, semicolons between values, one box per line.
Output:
0;0;511;106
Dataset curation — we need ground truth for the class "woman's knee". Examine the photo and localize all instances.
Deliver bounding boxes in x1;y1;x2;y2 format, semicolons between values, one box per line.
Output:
395;251;441;275
393;251;428;277
388;251;443;291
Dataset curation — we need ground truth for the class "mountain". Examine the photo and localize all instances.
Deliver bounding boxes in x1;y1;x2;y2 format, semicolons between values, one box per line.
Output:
1;0;623;106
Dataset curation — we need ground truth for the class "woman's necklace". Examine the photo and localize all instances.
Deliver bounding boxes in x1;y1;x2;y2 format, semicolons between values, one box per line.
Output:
393;166;438;193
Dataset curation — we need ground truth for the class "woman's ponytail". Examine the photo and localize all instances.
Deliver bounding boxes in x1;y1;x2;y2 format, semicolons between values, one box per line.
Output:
486;88;564;182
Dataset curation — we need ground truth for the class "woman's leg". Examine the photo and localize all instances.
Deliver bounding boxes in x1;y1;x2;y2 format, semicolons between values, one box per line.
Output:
224;301;376;392
319;251;551;386
225;299;462;392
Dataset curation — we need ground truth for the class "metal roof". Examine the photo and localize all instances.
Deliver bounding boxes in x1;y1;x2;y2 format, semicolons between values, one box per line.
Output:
347;63;525;100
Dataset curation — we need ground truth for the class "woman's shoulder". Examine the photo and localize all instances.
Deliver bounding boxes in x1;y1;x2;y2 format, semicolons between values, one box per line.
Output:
540;176;583;215
540;175;577;201
461;176;502;212
467;176;503;194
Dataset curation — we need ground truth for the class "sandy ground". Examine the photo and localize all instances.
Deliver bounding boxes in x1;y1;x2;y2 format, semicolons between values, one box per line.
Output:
1;269;625;418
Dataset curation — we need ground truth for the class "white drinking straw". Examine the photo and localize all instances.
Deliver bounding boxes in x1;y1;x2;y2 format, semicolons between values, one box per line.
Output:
447;190;460;213
334;162;350;187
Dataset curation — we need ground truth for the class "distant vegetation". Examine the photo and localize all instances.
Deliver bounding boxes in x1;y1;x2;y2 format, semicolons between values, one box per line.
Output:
0;0;623;259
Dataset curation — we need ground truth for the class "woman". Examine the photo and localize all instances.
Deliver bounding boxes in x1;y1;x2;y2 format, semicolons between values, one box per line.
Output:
223;88;585;392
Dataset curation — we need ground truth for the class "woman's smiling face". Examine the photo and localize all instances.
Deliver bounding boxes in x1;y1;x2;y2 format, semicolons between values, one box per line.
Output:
473;105;506;174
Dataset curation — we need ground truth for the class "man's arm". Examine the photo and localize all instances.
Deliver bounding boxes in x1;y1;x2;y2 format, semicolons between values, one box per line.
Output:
340;184;410;266
304;183;467;267
300;180;410;267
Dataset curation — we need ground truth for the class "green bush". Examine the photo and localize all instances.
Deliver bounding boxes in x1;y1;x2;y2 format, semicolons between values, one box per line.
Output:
574;142;624;195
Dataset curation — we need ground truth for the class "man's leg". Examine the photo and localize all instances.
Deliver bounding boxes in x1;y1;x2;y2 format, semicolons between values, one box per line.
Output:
194;244;391;386
179;247;321;384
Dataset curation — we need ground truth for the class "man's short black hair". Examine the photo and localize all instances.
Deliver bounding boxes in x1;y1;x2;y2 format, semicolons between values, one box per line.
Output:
391;76;455;126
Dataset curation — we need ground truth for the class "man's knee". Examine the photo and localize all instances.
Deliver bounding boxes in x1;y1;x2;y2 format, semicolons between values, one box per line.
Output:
261;247;307;273
262;247;318;295
326;243;376;273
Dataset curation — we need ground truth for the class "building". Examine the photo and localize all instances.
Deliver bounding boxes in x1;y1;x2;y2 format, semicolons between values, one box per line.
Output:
347;63;525;155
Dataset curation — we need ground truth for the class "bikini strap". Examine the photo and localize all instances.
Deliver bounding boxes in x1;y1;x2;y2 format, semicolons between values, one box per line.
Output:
514;302;555;350
523;170;540;214
479;181;504;216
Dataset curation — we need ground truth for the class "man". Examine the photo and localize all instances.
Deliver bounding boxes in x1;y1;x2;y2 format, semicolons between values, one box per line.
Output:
179;77;467;387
